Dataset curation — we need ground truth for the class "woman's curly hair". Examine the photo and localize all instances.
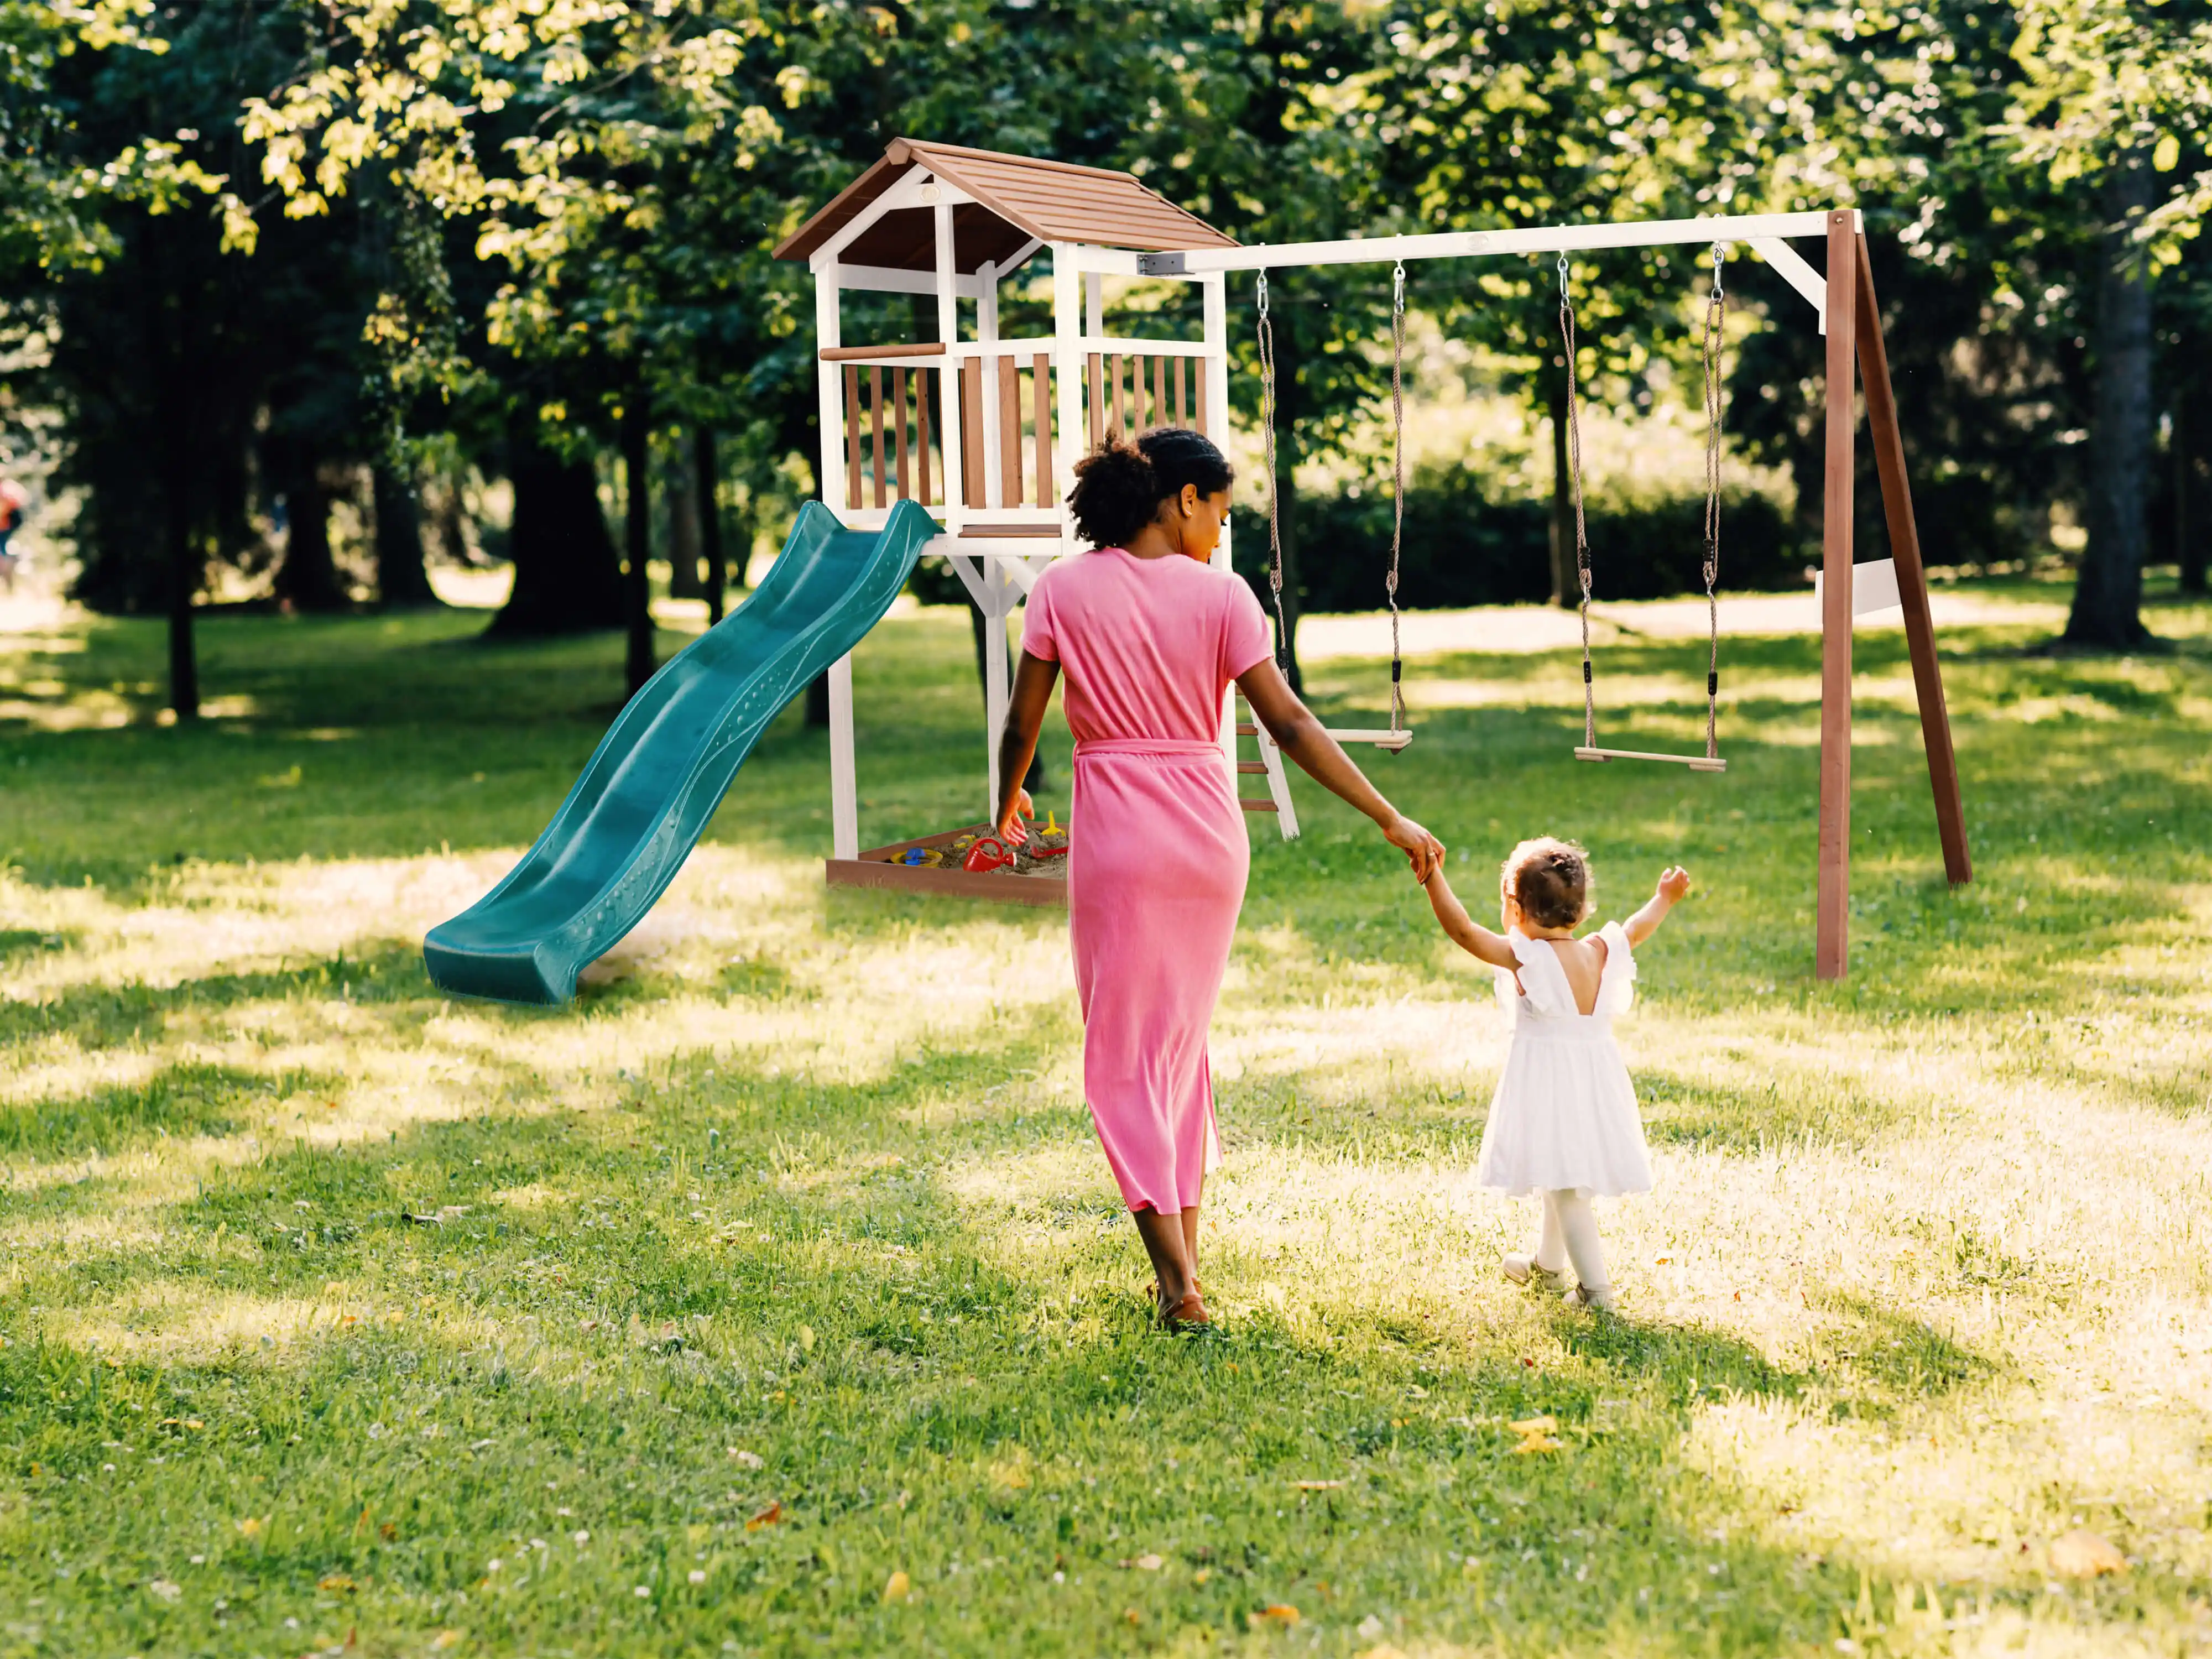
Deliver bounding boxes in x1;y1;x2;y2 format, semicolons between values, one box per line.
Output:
1501;837;1593;930
1066;427;1234;549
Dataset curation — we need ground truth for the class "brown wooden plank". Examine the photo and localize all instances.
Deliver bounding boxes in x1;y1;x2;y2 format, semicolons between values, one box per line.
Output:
1111;354;1126;439
917;367;933;507
1817;208;1858;981
1152;356;1167;432
825;857;1068;909
1194;358;1209;436
893;367;912;499
1240;799;1280;813
1855;232;1970;888
1172;356;1186;425
1032;352;1052;504
1087;353;1103;447
869;367;888;509
819;341;948;362
961;356;985;510
998;354;1023;507
842;364;862;510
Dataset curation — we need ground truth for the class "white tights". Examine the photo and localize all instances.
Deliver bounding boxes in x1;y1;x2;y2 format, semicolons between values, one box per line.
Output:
1533;1189;1610;1297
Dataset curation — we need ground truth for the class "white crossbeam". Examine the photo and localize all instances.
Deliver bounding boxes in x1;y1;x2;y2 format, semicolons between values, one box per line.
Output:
1142;210;1857;276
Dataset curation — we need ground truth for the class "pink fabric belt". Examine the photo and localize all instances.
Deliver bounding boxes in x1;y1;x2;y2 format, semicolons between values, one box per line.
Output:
1074;738;1222;758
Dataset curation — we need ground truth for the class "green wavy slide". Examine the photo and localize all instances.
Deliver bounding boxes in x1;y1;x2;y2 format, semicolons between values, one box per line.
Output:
424;499;938;1005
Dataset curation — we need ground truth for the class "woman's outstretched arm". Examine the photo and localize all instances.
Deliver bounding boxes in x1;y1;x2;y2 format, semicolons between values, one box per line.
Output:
1234;656;1443;881
994;648;1061;842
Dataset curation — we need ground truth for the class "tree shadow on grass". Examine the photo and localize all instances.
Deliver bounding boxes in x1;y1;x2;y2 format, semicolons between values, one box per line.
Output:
0;1060;343;1164
0;938;431;1051
1637;1068;1902;1157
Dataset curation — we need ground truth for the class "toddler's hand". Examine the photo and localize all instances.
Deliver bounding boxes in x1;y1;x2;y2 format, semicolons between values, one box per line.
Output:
1656;865;1692;903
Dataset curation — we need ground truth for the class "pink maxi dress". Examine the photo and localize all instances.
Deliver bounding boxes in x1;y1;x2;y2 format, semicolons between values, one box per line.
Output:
1019;549;1274;1214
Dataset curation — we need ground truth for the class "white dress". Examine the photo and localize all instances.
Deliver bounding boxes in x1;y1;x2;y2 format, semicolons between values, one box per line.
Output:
1474;924;1654;1198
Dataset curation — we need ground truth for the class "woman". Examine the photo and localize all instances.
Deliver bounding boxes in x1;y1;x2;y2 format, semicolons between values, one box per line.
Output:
994;429;1444;1329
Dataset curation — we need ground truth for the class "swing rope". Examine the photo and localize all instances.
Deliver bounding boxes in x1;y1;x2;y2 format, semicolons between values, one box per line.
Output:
1256;270;1291;674
1559;253;1597;752
1387;260;1406;734
1699;242;1726;763
1560;243;1729;766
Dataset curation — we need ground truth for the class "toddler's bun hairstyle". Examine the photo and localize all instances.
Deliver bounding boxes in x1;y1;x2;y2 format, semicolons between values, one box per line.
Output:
1501;837;1593;931
1067;427;1234;550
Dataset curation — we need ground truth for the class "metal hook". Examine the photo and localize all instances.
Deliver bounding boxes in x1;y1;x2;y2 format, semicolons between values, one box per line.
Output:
1709;241;1725;298
1256;269;1269;318
1556;251;1571;291
1392;260;1406;309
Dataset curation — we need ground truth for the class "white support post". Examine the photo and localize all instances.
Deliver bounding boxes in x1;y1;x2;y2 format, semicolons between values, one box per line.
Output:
978;258;1003;509
933;195;964;529
1201;272;1240;796
983;566;1010;821
828;653;858;860
815;269;843;517
1052;243;1084;545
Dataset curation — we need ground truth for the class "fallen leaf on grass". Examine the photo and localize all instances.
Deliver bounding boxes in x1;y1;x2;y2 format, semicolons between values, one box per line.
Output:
2050;1530;2126;1578
1118;1553;1163;1571
746;1501;784;1530
727;1448;764;1469
236;1516;266;1540
430;1634;462;1651
1512;1436;1563;1454
1508;1416;1557;1436
1291;1480;1343;1491
1249;1604;1301;1627
319;1574;357;1593
147;1579;181;1601
883;1570;910;1603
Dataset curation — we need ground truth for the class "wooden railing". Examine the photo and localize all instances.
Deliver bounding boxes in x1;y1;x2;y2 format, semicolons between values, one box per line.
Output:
827;340;1210;520
1086;351;1209;445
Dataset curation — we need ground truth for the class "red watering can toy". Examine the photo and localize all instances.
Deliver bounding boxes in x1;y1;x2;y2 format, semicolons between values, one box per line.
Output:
962;836;1014;874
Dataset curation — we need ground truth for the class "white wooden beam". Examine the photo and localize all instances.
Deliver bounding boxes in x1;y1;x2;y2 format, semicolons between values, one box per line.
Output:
828;653;858;860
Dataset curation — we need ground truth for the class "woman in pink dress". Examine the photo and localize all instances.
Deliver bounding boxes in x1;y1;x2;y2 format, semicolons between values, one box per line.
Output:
994;430;1443;1329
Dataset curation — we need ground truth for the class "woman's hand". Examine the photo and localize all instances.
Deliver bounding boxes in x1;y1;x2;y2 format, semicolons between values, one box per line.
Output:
997;788;1035;846
1382;812;1445;883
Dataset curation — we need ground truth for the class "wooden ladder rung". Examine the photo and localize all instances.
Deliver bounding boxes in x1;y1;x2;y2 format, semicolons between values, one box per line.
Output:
1240;799;1279;813
1322;727;1414;752
1235;761;1268;774
1235;722;1258;737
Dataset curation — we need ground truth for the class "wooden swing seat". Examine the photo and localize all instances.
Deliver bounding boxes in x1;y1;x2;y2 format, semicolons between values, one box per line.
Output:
1324;727;1414;752
1574;746;1725;773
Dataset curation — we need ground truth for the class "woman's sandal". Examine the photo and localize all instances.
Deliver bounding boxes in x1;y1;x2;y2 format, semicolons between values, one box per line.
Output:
1158;1288;1212;1331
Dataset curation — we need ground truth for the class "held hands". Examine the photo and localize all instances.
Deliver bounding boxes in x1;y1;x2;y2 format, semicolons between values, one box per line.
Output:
1382;813;1446;883
996;788;1035;847
1656;865;1693;904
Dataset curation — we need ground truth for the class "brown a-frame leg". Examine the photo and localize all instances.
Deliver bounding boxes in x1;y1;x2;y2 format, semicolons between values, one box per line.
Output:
1814;212;1974;982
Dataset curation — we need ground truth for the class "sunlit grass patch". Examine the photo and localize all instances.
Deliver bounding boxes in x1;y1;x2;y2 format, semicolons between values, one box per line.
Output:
0;580;2209;1655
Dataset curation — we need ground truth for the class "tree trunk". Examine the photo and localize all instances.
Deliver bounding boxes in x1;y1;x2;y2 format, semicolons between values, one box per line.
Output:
2064;159;2157;649
666;436;704;599
1547;378;1573;608
491;422;623;636
373;465;440;608
1271;324;1306;693
165;435;199;719
274;469;347;612
697;425;725;625
623;396;655;695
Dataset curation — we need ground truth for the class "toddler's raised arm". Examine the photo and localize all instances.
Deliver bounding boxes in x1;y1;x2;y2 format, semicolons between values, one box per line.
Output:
1623;866;1692;947
1422;866;1519;968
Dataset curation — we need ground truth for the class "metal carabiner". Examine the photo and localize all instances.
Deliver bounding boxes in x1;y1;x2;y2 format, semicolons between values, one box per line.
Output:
1709;240;1725;299
1256;269;1270;320
1392;259;1406;311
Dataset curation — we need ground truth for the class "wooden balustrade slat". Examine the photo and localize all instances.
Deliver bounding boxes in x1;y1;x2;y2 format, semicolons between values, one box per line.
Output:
918;368;933;507
869;367;888;509
998;355;1023;507
843;364;863;510
1152;356;1167;432
1194;359;1209;437
1032;352;1052;506
894;368;911;499
1112;354;1125;439
1087;354;1104;447
961;356;985;510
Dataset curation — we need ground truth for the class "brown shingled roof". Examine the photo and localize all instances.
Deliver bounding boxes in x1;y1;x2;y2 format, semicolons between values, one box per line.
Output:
773;139;1236;273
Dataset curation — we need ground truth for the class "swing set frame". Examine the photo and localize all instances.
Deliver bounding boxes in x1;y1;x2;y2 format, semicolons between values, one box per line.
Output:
1149;207;1973;982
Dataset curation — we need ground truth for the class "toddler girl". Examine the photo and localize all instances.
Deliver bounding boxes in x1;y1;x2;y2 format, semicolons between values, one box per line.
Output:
1421;838;1691;1311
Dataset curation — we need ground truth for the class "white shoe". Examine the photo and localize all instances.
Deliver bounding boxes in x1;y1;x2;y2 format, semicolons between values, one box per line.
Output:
1503;1252;1567;1288
1563;1281;1618;1313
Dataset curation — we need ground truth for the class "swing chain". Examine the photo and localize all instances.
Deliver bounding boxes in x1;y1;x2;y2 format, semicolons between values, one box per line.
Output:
1387;260;1406;733
1257;269;1290;673
1558;253;1595;752
1701;241;1726;761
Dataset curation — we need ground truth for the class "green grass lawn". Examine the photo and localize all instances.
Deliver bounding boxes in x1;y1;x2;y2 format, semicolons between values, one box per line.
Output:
1;578;2209;1658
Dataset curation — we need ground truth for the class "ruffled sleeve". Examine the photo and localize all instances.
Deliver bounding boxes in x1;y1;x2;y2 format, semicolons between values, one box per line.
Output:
1595;921;1638;1016
1503;930;1582;1018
